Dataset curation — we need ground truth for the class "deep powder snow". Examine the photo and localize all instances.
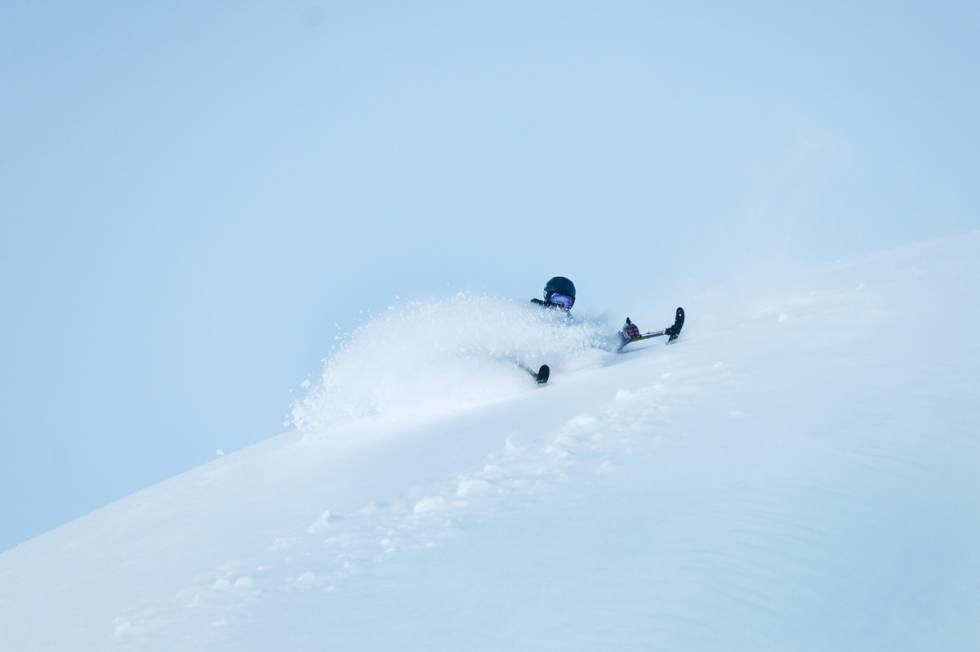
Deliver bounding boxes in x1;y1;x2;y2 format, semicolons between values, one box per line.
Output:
1;233;978;651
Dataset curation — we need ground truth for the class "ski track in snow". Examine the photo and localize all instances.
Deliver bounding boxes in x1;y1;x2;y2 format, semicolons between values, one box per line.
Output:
111;350;721;644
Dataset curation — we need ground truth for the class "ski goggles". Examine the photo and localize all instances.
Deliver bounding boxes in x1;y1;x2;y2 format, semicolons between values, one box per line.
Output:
547;293;575;310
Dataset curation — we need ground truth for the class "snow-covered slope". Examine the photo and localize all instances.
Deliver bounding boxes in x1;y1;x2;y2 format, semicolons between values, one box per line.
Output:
2;234;978;651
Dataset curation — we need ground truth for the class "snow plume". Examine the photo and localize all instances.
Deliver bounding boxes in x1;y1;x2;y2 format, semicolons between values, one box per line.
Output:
291;294;610;433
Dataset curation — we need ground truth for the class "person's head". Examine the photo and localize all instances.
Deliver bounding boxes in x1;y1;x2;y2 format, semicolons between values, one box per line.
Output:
544;276;576;311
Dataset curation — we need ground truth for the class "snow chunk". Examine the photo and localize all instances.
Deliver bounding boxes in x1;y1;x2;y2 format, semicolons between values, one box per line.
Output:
234;576;254;590
595;460;616;474
356;501;381;516
269;537;291;551
413;496;449;515
565;414;600;431
294;571;318;589
307;509;332;534
380;537;400;553
456;477;493;497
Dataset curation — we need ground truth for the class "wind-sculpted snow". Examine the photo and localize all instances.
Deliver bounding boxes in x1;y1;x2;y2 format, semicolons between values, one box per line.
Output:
291;294;611;432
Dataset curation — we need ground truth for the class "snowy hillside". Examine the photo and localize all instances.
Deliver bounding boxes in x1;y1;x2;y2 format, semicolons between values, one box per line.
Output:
1;233;978;651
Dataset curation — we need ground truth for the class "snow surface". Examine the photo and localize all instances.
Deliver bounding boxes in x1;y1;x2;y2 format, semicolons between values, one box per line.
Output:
1;233;979;651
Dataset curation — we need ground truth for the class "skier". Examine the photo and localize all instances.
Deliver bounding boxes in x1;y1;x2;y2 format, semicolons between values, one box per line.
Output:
521;274;684;383
530;275;684;348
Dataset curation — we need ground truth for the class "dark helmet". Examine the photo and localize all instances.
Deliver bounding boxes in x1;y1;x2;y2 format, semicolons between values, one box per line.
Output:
544;276;576;308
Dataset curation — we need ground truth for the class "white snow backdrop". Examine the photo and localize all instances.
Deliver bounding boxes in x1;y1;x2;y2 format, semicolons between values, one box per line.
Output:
2;2;980;649
1;232;977;650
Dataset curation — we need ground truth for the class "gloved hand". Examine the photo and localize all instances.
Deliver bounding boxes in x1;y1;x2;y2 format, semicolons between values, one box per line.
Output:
622;319;641;340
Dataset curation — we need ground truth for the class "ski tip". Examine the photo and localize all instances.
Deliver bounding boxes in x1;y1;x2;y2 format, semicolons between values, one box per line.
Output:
666;307;685;344
536;364;550;384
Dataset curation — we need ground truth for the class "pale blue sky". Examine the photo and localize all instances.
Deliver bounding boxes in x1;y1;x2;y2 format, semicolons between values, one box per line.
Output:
1;1;977;551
